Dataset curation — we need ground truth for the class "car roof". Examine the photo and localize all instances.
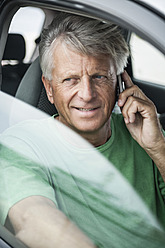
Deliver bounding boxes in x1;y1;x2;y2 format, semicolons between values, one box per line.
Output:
0;0;164;59
136;0;165;16
68;0;165;53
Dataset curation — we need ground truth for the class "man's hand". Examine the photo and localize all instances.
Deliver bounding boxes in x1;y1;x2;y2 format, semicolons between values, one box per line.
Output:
118;71;165;181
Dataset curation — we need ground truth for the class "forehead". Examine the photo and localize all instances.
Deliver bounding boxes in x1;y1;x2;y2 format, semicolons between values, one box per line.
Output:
52;42;115;75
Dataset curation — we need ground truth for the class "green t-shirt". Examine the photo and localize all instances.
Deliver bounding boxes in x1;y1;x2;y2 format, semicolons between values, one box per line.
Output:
98;114;165;224
0;113;165;247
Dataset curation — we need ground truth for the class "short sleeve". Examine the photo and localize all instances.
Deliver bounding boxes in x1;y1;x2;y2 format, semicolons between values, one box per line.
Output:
0;135;57;226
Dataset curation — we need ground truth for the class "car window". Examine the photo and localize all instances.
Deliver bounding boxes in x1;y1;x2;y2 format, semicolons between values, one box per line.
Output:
0;2;165;247
1;92;165;248
8;7;45;63
130;33;165;86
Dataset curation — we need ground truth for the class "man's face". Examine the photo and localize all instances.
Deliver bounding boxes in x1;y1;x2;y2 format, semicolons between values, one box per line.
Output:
43;43;117;135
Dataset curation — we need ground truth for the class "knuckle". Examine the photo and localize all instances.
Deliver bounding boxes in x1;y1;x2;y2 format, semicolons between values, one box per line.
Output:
131;98;138;106
128;95;135;103
121;107;127;117
132;85;143;96
133;85;139;90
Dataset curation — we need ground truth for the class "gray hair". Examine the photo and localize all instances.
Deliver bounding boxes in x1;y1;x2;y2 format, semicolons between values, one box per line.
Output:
39;12;129;80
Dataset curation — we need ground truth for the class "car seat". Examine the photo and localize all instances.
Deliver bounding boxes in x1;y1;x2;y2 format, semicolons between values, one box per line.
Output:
15;57;57;116
2;33;30;96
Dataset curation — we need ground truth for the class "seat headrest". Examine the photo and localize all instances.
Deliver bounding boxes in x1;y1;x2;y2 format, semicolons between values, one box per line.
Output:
16;57;58;116
3;33;26;61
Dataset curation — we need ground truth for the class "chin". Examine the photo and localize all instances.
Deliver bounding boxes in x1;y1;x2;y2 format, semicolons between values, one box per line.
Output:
72;121;104;134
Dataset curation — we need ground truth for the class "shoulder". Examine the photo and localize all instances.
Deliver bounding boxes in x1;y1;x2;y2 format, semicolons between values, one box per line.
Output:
111;113;149;156
0;117;55;163
111;113;131;139
111;113;125;128
1;117;53;142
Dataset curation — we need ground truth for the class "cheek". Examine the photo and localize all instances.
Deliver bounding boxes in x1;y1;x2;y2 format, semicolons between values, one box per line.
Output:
97;83;116;105
52;84;75;108
51;85;64;108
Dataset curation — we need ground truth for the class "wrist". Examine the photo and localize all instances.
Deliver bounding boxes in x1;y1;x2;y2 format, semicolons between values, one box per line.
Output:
145;136;165;181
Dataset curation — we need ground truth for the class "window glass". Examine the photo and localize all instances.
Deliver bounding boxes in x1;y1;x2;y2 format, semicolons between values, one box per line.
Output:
130;33;165;86
9;7;45;62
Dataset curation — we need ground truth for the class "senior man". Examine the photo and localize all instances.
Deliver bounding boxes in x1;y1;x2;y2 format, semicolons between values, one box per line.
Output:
0;12;165;248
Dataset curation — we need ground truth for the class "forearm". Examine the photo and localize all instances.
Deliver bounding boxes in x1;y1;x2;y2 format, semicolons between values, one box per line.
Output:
145;135;165;182
8;196;96;248
16;212;95;248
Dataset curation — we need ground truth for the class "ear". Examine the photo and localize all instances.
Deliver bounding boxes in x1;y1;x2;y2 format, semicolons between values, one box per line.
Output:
42;75;54;104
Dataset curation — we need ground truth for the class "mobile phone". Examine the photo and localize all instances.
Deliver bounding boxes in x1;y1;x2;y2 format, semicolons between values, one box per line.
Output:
116;75;125;101
118;74;125;93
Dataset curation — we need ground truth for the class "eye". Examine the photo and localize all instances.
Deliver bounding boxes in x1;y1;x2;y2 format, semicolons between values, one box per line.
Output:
64;78;72;82
92;75;107;82
63;78;79;84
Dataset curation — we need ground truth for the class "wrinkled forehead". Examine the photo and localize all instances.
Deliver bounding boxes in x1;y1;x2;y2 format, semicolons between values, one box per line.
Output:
51;43;116;81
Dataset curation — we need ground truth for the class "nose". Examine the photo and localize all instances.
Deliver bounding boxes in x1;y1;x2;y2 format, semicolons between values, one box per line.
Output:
78;76;96;102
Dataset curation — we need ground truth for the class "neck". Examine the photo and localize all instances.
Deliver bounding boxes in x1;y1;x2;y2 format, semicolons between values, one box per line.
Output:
55;115;112;147
78;119;112;147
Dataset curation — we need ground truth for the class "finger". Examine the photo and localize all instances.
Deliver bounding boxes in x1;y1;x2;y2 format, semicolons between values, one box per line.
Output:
118;84;148;109
122;97;152;124
121;96;137;124
121;70;134;88
118;86;142;108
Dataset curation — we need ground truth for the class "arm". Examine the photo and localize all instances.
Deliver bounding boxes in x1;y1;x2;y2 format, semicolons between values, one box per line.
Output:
118;71;165;181
7;195;96;248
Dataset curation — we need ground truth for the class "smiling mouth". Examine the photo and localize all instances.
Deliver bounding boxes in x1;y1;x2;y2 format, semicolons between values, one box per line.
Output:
75;107;98;111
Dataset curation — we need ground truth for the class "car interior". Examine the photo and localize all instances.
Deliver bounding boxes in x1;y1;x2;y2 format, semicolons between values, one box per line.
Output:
2;33;30;96
0;1;165;247
1;4;164;130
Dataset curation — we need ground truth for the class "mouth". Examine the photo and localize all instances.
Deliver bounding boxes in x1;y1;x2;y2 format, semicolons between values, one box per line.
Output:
75;107;97;111
74;107;99;112
71;106;101;118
